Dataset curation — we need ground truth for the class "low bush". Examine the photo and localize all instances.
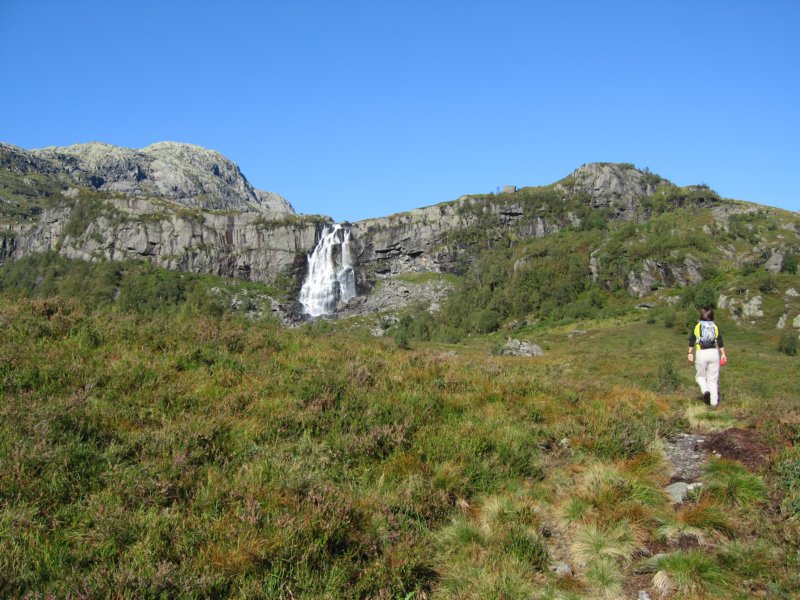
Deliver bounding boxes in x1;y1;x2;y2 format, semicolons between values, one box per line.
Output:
777;330;798;356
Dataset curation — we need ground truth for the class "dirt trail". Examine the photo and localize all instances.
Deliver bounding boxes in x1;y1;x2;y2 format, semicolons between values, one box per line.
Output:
664;433;709;482
664;427;771;482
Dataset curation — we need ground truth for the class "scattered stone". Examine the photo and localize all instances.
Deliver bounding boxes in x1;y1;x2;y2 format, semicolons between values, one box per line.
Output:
742;295;764;318
380;315;399;328
498;338;544;357
664;482;690;504
636;302;655;310
793;315;800;329
552;562;573;577
338;278;454;318
777;314;787;329
567;329;587;337
559;438;570;449
638;592;652;600
786;288;799;297
636;546;652;558
634;554;666;575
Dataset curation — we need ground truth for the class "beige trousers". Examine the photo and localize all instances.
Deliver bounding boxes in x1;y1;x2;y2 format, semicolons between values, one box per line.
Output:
695;348;720;406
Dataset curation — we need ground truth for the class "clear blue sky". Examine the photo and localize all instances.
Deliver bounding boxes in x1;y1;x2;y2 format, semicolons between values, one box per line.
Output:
1;1;798;220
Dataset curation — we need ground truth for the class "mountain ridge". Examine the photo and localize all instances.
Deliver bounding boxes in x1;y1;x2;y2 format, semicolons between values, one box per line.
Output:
1;141;798;326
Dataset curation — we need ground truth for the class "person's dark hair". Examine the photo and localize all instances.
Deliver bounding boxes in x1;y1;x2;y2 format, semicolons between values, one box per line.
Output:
699;306;715;321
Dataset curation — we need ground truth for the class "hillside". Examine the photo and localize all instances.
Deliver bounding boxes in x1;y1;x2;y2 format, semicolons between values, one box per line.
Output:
1;142;799;598
0;283;798;598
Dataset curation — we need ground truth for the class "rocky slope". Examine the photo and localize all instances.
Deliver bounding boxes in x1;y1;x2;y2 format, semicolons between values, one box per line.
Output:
346;163;714;284
2;141;294;214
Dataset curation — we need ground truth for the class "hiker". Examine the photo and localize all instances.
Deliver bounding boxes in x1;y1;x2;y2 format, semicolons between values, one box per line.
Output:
687;307;727;407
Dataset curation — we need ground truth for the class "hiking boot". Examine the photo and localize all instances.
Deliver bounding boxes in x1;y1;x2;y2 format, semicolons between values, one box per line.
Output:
702;392;711;404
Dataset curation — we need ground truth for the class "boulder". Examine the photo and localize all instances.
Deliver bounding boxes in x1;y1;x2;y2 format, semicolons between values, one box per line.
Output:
498;339;544;357
764;252;784;273
664;481;689;504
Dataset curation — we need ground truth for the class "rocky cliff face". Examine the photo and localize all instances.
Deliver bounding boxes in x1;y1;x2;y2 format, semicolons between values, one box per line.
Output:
1;142;320;290
7;196;323;284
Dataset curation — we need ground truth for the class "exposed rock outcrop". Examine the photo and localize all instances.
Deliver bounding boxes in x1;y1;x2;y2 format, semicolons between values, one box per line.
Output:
8;141;294;214
625;254;703;297
556;163;668;219
497;339;544;357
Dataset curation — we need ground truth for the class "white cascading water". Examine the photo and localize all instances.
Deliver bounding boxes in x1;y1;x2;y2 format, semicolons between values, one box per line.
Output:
299;224;357;316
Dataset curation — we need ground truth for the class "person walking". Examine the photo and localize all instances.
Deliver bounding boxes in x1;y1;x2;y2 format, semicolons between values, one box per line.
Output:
688;307;727;407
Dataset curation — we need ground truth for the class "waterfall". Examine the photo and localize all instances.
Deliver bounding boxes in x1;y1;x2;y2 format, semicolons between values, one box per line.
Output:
299;224;357;316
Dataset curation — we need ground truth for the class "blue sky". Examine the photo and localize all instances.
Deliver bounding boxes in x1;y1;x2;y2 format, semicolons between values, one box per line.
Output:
1;1;798;220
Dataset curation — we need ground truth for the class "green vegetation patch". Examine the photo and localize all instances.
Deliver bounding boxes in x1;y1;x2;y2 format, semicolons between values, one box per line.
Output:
0;287;798;597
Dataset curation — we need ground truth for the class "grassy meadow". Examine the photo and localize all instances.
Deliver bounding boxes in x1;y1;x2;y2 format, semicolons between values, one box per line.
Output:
1;268;799;598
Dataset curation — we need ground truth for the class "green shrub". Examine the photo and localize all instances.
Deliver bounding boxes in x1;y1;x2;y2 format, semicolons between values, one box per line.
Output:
681;282;718;310
505;527;549;570
757;273;778;294
656;358;681;392
393;328;411;349
773;448;800;518
63;194;117;237
777;331;798;356
781;252;798;274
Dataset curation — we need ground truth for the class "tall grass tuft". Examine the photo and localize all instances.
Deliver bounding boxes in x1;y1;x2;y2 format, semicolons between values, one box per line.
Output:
655;499;734;547
651;551;727;599
703;459;767;508
570;520;641;566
